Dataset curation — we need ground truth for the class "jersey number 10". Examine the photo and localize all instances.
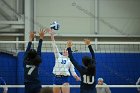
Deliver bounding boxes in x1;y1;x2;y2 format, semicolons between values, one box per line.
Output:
83;75;94;84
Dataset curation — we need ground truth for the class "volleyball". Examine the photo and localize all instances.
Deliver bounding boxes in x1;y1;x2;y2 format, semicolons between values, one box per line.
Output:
50;21;60;30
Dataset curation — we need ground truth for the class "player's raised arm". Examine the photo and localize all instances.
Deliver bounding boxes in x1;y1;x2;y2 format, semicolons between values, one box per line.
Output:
67;40;83;73
84;39;95;60
84;39;96;75
37;29;45;56
69;63;81;81
47;28;61;58
24;32;34;58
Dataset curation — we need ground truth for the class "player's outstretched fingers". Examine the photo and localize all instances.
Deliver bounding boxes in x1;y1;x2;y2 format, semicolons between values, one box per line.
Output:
67;40;73;48
84;39;91;45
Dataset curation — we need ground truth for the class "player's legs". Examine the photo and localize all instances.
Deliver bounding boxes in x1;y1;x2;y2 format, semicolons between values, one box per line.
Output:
40;87;53;93
32;84;42;93
53;76;61;93
25;88;31;93
53;76;70;93
25;84;31;93
25;83;41;93
53;86;61;93
61;82;70;93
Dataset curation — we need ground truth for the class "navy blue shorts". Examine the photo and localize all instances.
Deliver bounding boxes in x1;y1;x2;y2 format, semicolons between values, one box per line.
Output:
25;82;41;93
80;88;96;93
53;76;70;85
80;83;96;93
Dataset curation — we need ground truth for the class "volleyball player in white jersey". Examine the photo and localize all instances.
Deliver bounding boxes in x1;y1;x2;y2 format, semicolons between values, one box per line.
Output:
47;28;80;93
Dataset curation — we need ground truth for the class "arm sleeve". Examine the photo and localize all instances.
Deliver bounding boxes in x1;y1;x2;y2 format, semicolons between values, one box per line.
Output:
23;42;32;66
24;42;32;57
88;45;95;60
52;40;61;59
37;39;43;57
88;45;96;74
67;47;83;73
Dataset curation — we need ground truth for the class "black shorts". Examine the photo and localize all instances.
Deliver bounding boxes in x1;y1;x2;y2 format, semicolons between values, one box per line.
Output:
80;88;96;93
25;82;41;93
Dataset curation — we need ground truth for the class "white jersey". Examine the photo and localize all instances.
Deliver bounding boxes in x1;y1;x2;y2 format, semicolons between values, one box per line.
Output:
53;54;76;76
51;40;77;76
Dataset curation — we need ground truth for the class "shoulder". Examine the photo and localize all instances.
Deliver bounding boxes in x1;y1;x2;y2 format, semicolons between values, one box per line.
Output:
58;54;63;58
103;83;107;85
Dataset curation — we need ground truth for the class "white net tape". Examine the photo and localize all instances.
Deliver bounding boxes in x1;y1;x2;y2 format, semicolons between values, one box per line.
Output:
0;41;140;54
0;85;140;88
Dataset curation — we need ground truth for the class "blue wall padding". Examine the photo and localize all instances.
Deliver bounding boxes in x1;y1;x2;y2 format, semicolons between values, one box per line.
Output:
0;52;17;93
0;52;140;93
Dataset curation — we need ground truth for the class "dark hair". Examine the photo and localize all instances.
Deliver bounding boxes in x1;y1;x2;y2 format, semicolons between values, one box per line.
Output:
82;56;95;75
27;49;37;59
25;49;41;66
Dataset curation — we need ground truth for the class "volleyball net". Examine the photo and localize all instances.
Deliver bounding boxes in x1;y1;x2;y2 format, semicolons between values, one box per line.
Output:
0;41;140;54
0;41;140;93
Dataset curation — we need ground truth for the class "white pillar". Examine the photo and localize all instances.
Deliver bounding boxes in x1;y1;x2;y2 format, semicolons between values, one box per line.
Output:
24;0;34;49
16;36;19;52
95;38;98;51
94;0;99;34
94;0;99;51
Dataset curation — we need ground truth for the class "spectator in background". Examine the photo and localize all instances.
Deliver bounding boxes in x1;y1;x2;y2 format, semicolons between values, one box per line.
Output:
136;77;140;93
96;78;111;93
0;77;8;93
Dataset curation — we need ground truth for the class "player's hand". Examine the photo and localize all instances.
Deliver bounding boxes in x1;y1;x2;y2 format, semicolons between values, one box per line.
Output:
39;29;46;40
29;32;35;42
84;39;91;45
46;28;56;41
75;76;81;81
46;28;55;35
67;40;73;48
